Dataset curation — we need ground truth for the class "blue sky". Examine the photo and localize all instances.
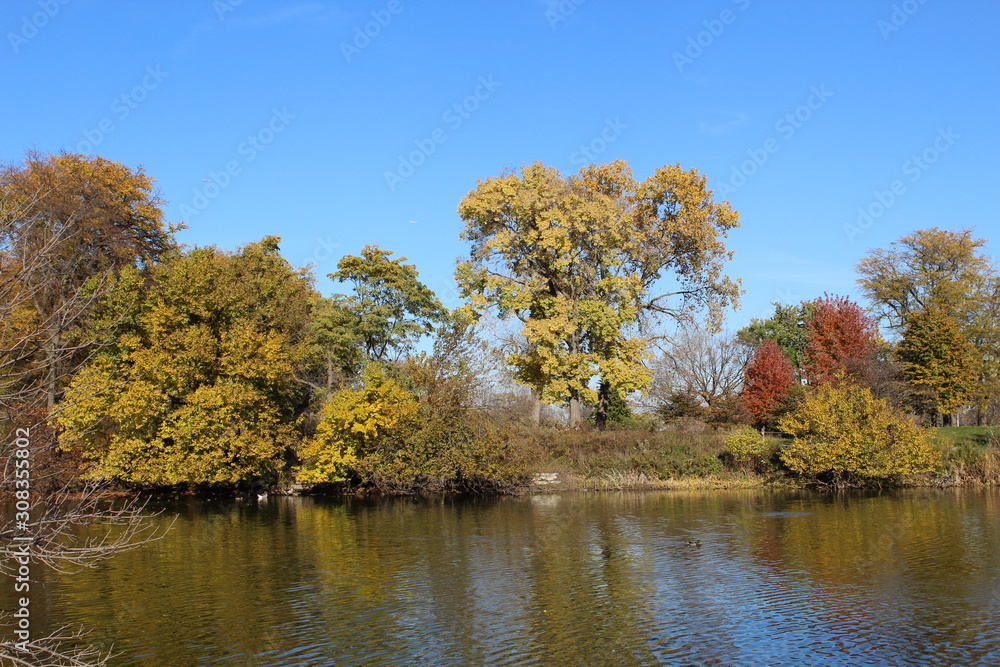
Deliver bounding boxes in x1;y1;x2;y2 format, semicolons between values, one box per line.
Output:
3;0;998;331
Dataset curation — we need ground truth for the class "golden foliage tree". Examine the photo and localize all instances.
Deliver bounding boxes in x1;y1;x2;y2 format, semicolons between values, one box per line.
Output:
457;160;740;427
0;151;178;411
897;307;977;424
296;366;417;484
779;382;938;484
857;227;1000;422
298;320;531;492
55;237;314;485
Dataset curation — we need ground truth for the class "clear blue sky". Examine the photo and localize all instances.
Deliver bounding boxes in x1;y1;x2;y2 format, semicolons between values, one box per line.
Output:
4;0;998;330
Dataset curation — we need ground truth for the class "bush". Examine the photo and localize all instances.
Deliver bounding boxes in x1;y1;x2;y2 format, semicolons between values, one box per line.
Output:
778;382;939;485
940;440;1000;485
724;426;772;472
297;362;533;493
658;446;723;478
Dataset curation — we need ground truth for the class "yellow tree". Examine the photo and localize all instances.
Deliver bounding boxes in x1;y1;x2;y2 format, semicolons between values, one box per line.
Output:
857;227;999;422
55;237;314;484
779;382;938;485
0;151;178;412
457;160;740;427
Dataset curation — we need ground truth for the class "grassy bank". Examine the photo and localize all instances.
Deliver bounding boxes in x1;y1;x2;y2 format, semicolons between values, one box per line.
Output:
524;427;788;493
522;425;1000;493
930;426;1000;486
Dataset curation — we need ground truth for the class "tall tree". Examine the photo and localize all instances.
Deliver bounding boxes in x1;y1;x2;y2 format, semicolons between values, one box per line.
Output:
856;228;995;330
0;151;178;411
802;295;878;387
56;237;315;484
896;307;976;425
329;245;448;364
0;167;170;666
741;339;796;428
457;160;740;426
737;302;812;374
857;227;999;422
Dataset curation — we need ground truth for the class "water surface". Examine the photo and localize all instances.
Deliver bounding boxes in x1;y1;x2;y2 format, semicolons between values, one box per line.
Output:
11;489;1000;666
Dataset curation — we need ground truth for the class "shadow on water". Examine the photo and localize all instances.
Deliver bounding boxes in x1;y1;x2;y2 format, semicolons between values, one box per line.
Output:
5;488;1000;665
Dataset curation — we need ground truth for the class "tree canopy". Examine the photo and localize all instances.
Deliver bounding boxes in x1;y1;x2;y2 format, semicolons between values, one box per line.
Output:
897;306;977;423
329;245;448;364
456;160;740;425
857;227;995;330
737;302;812;373
55;237;314;485
0;151;178;410
741;338;795;428
802;295;878;387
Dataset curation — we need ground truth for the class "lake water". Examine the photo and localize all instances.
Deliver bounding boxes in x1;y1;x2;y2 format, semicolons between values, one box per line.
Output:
9;489;1000;666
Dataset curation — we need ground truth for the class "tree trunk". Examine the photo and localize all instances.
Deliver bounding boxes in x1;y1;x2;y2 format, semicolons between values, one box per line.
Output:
594;380;610;431
531;390;542;426
567;331;582;427
568;389;581;427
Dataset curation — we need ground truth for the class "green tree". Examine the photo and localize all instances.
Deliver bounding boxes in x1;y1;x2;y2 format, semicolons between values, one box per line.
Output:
896;307;976;425
778;382;938;485
300;294;365;392
457;160;740;427
329;245;448;364
55;237;314;485
737;302;812;373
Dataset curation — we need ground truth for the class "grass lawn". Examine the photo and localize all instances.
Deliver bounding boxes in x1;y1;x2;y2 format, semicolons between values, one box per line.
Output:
930;426;997;448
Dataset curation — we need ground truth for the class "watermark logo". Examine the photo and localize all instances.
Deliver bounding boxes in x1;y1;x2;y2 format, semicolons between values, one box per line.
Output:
673;0;750;73
384;75;501;192
179;107;295;218
570;117;628;167
214;0;244;21
878;0;930;40
75;65;169;154
7;0;71;53
341;0;404;62
844;126;958;243
715;85;833;197
10;427;33;652
545;0;586;30
301;235;342;269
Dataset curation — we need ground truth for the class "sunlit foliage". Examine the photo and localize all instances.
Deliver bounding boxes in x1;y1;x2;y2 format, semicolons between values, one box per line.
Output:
55;237;313;484
457;160;740;425
779;382;938;484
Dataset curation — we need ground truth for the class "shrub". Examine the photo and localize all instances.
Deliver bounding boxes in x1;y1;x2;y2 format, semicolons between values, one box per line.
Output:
297;362;533;493
778;382;938;485
724;426;772;471
659;446;723;478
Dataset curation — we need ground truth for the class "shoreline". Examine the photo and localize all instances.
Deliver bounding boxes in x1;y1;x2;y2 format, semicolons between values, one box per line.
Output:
7;470;997;502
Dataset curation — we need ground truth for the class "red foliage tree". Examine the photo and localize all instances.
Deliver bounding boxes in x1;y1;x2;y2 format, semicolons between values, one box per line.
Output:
741;338;796;427
802;295;877;387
